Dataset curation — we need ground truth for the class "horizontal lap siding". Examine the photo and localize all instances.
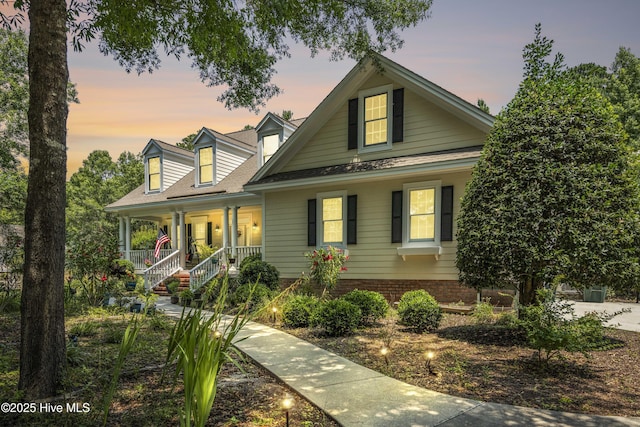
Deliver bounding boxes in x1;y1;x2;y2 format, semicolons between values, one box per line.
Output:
163;158;192;189
280;84;486;173
264;172;471;281
216;148;247;183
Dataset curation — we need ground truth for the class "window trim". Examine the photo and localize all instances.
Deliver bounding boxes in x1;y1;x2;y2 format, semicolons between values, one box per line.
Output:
358;84;394;153
402;180;442;248
260;133;280;166
317;190;347;248
196;145;215;187
146;155;162;193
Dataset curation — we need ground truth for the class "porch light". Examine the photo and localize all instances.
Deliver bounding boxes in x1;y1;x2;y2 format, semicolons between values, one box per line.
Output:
215;224;220;233
253;222;258;230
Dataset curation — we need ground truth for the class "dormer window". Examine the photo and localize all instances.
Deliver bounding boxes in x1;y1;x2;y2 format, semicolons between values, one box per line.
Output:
198;146;214;185
262;134;279;164
148;156;161;192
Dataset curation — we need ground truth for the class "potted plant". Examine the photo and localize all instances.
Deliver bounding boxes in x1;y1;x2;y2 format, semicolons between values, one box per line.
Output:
180;289;194;307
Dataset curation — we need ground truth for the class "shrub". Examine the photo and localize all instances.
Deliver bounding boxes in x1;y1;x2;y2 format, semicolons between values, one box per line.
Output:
238;260;280;290
231;283;272;311
239;253;262;269
304;246;348;297
342;289;388;325
397;290;442;332
311;298;361;336
282;295;320;328
472;299;496;325
517;288;626;365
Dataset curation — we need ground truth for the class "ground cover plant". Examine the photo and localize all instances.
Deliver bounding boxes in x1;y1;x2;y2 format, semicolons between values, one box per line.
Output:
283;301;640;417
0;306;337;426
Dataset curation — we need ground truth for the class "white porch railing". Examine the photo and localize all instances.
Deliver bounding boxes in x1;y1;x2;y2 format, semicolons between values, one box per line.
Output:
189;247;227;291
226;246;262;266
143;250;181;290
127;249;174;271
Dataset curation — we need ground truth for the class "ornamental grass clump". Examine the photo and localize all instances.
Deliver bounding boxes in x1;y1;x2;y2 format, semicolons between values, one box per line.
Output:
397;290;442;332
305;246;348;298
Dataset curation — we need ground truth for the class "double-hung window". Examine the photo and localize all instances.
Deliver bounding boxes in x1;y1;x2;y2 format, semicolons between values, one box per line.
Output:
404;181;441;245
322;195;344;245
148;156;161;192
358;84;393;152
262;134;279;165
198;146;213;185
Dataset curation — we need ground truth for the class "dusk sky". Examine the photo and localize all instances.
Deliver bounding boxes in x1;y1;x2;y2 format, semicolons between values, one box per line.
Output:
64;0;640;176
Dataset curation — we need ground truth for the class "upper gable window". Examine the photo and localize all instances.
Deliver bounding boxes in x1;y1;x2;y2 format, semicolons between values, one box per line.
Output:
262;134;279;165
148;156;161;192
349;85;403;152
198;146;213;185
364;92;388;146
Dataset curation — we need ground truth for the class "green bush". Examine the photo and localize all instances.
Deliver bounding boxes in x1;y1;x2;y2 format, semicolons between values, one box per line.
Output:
311;299;361;336
231;283;272;311
397;290;442;332
239;253;262;269
472;299;496;325
238;260;280;290
519;289;612;364
282;295;320;328
342;289;388;325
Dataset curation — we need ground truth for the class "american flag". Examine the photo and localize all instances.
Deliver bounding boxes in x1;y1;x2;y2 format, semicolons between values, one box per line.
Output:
154;229;170;258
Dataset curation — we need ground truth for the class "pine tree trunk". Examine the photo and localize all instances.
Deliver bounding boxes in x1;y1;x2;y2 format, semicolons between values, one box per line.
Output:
18;0;69;399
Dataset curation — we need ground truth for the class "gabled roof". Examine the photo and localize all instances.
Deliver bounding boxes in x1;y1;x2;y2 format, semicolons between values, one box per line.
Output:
255;112;301;135
194;127;257;153
142;139;194;159
105;155;259;211
249;53;493;184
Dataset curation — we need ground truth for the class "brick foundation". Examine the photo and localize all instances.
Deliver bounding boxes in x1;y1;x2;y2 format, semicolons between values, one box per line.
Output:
280;278;515;307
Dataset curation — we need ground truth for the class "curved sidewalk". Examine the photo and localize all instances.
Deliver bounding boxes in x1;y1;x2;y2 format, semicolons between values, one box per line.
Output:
157;298;640;427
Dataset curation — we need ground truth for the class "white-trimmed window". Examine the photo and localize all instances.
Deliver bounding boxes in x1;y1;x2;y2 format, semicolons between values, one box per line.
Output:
403;181;441;246
358;84;393;152
198;146;213;185
148;156;161;192
318;191;347;246
262;134;279;164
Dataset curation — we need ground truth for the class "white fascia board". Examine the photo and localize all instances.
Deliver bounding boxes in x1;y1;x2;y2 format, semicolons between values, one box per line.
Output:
105;192;261;214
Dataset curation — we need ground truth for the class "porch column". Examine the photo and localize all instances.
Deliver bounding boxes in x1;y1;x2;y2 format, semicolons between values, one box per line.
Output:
222;207;229;250
171;212;178;250
118;216;125;256
124;216;131;260
231;206;238;259
179;211;186;269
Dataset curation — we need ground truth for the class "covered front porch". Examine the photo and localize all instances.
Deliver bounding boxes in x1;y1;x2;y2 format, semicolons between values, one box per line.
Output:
117;202;263;290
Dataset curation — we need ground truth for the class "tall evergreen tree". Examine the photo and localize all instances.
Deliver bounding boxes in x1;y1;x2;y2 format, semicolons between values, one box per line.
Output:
457;25;640;306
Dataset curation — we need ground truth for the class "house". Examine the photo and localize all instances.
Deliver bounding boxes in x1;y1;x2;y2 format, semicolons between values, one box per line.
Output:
107;54;499;303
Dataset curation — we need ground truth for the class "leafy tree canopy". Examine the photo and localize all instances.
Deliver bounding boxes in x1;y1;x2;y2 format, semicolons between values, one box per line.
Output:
4;0;433;111
176;132;196;151
456;25;640;306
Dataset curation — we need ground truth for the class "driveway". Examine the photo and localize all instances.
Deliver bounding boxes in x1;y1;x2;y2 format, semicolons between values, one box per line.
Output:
569;301;640;332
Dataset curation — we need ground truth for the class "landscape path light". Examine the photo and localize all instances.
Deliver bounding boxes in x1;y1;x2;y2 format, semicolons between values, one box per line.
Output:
282;393;294;427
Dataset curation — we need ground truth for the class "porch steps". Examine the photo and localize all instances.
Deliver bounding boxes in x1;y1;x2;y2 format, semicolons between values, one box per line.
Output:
153;271;191;296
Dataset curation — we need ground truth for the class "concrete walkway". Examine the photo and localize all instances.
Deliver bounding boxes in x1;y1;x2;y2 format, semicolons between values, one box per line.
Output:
157;298;640;427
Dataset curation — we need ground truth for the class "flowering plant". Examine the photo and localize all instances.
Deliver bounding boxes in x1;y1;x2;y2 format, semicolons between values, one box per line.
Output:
304;246;348;297
144;258;153;267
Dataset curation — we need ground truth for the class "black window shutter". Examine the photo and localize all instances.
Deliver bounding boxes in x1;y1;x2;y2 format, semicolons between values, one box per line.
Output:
347;195;357;245
307;199;317;246
391;191;403;243
187;223;192;240
441;186;454;241
206;222;212;246
348;98;358;150
163;224;168;234
392;88;404;143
